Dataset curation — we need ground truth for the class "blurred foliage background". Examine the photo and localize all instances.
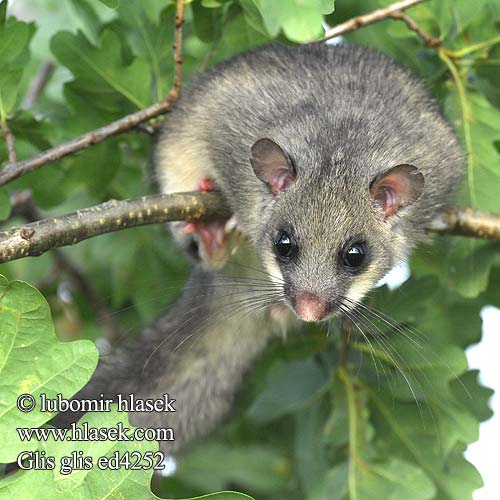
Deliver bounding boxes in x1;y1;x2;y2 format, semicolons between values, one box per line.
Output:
0;0;499;499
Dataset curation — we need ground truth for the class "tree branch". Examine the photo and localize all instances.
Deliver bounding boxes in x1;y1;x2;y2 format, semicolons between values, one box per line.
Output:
0;0;423;187
429;206;500;241
21;61;56;109
1;192;498;265
1;119;17;163
171;0;185;98
0;0;186;187
323;0;426;41
0;192;231;263
388;11;442;47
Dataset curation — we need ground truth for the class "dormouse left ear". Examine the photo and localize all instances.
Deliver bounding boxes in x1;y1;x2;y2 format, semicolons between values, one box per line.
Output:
250;138;296;195
369;164;425;218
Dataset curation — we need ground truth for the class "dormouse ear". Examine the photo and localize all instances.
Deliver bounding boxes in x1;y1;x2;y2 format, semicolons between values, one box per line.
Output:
369;164;425;218
250;138;295;195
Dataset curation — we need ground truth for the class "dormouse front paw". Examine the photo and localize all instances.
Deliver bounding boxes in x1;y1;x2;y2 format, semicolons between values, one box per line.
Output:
170;178;235;270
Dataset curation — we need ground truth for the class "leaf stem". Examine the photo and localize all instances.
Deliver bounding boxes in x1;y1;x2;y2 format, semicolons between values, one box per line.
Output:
438;47;476;208
0;118;17;163
338;367;359;500
446;34;500;59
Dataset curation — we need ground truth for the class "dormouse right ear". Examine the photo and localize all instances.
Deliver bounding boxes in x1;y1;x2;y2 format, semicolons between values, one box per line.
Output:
250;138;296;195
369;164;425;218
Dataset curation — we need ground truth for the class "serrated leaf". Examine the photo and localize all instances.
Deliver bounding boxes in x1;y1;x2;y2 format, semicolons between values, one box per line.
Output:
0;275;98;463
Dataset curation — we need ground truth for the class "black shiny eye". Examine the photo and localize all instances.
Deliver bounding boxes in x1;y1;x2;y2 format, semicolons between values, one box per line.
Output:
274;231;296;259
343;243;366;268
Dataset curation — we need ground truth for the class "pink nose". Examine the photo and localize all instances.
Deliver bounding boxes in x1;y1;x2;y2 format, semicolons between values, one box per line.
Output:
294;292;327;322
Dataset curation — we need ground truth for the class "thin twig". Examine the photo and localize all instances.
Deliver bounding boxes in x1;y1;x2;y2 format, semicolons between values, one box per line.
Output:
389;11;442;47
1;191;499;265
21;61;56;109
0;0;186;187
0;101;173;186
323;0;426;41
8;190;122;343
0;119;17;163
429;206;500;241
171;0;185;99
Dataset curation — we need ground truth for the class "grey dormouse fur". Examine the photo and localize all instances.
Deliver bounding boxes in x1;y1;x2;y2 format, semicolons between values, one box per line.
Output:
55;43;462;453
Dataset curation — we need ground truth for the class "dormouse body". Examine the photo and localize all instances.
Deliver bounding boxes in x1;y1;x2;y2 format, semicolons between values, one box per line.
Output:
156;43;463;322
57;43;463;454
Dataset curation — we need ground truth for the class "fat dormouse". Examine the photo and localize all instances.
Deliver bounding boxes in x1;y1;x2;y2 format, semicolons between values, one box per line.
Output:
57;43;462;453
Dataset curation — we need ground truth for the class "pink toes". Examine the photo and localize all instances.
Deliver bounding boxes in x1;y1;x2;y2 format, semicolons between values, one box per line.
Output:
196;178;217;192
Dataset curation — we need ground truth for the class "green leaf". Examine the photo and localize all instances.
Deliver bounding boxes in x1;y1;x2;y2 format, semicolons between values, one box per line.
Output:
254;0;333;42
335;369;436;500
67;0;101;45
50;29;151;111
0;0;7;24
97;0;119;8
0;275;98;463
354;458;436;500
0;187;10;219
172;494;254;500
450;370;494;422
0;407;156;498
176;443;289;494
113;3;176;101
192;1;224;43
0;19;35;118
294;399;331;496
368;389;481;499
247;358;329;423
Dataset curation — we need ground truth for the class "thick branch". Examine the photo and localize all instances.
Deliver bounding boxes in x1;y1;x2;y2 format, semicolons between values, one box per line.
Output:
324;0;426;41
0;0;185;187
1;192;499;264
0;192;231;263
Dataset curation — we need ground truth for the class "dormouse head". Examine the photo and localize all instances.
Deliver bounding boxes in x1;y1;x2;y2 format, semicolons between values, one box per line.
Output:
250;138;425;322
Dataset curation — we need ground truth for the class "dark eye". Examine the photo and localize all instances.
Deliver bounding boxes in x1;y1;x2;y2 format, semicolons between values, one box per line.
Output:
274;231;296;260
343;243;366;269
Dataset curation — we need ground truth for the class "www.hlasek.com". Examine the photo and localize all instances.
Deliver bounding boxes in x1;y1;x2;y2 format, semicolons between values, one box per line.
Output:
15;392;176;475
